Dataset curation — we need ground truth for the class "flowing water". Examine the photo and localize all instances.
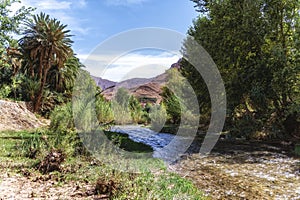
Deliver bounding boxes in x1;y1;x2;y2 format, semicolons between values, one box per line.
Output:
110;125;195;163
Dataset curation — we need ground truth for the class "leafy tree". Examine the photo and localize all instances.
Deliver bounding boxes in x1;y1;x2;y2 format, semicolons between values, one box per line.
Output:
114;87;130;107
162;68;200;125
112;88;132;124
95;95;114;125
161;87;181;124
149;104;167;131
183;0;300;136
129;95;145;124
0;0;33;98
19;12;74;112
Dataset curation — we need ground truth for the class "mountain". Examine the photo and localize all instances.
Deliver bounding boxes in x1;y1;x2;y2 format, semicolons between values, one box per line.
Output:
100;72;167;103
92;60;181;103
90;75;116;91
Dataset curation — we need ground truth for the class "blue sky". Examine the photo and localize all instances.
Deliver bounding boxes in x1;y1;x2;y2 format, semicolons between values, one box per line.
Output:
12;0;198;81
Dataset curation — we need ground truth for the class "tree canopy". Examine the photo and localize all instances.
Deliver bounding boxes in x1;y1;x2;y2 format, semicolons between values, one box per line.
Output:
0;1;82;115
181;0;300;137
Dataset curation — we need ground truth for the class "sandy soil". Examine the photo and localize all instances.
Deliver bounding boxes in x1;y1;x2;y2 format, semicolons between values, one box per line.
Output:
0;100;49;132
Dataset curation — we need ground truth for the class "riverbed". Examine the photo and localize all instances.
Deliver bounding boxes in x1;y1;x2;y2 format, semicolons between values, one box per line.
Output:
110;125;300;199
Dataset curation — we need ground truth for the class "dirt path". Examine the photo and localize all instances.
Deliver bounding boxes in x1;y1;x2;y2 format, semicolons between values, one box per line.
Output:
0;170;105;200
172;140;300;199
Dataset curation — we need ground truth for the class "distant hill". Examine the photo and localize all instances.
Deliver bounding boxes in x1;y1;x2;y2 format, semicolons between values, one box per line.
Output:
92;60;181;104
90;75;116;91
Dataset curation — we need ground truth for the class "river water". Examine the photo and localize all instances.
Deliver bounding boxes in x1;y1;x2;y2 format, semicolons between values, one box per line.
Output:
110;125;195;163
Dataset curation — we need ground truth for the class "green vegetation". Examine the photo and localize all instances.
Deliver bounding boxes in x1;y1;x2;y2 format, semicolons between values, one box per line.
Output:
149;104;167;131
161;86;181;124
1;1;81;115
1;0;299;198
295;144;300;156
111;88;148;125
0;129;206;199
181;0;300;138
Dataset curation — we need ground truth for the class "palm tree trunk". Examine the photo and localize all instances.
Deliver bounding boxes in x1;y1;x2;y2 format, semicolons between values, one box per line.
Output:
33;62;51;112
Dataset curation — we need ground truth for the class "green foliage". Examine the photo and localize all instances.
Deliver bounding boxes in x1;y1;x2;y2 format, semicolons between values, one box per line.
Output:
111;88;148;125
19;12;75;112
50;102;74;133
20;130;49;158
0;0;33;99
114;87;130;107
111;101;132;124
111;88;132;124
129;95;146;124
161;87;181;124
0;84;11;98
149;104;167;131
183;0;300;137
49;103;89;157
162;68;200;126
72;70;99;131
95;95;114;125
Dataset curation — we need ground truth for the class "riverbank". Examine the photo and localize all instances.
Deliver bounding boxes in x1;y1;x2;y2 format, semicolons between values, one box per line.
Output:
0;129;206;199
1;125;299;199
172;139;300;199
106;125;300;199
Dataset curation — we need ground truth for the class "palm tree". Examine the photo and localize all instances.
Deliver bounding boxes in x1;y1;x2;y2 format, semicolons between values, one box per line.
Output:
19;12;73;112
47;56;81;93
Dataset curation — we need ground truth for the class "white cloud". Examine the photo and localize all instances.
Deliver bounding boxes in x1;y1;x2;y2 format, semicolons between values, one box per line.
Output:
20;0;87;10
82;51;181;81
9;0;90;37
105;0;148;6
36;0;72;10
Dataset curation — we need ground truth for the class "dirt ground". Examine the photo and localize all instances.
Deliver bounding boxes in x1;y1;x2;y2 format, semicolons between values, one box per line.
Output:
0;170;109;200
0;100;49;132
172;139;300;200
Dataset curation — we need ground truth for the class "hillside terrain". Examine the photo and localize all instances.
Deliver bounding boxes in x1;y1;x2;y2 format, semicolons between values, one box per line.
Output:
0;100;48;131
93;61;178;103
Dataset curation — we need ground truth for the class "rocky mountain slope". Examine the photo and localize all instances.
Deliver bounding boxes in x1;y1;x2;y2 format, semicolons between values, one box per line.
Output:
0;100;48;131
90;75;116;91
101;72;167;103
94;60;180;103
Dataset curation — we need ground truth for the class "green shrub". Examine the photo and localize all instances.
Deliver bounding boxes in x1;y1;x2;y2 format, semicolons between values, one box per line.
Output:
95;96;114;125
50;102;74;133
49;103;89;157
0;84;11;98
149;104;167;131
129;96;145;124
161;87;181;124
111;101;132;124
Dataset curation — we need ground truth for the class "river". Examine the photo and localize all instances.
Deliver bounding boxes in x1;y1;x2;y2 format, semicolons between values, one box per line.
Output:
110;125;195;163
